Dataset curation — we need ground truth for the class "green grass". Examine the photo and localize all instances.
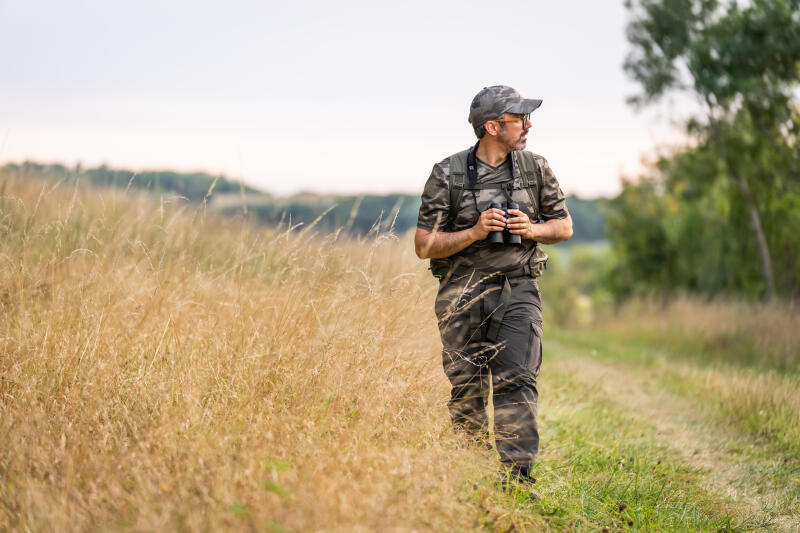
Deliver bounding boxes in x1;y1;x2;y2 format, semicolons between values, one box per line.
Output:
460;360;765;531
544;328;800;524
549;327;800;457
539;367;762;530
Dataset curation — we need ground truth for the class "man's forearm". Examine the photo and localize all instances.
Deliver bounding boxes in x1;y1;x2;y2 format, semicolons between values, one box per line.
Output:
415;227;477;259
529;215;573;244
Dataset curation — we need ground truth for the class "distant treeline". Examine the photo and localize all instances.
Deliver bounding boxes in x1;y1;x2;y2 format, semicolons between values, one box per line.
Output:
1;161;608;243
218;194;606;242
0;161;258;202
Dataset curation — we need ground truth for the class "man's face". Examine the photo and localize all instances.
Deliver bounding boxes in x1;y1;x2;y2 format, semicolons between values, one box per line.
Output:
494;112;531;151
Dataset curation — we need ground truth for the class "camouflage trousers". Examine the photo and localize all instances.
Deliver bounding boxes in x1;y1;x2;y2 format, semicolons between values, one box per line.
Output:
435;274;543;468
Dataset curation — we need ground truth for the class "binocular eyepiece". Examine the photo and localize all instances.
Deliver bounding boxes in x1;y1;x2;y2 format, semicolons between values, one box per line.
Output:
487;202;522;245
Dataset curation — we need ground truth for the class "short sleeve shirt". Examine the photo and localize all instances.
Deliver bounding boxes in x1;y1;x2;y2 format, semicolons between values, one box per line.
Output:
417;149;568;273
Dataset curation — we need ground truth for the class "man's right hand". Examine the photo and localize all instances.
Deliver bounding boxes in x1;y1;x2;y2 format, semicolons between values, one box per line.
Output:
470;208;507;240
414;208;507;260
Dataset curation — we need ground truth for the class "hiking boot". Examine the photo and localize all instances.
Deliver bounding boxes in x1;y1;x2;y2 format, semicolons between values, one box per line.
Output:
499;464;540;500
509;464;536;484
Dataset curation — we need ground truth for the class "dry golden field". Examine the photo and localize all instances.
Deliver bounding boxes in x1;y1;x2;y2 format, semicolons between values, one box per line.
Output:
1;176;494;531
2;175;799;531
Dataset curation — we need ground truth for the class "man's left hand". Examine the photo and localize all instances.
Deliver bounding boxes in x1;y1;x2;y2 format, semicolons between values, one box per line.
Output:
506;209;534;240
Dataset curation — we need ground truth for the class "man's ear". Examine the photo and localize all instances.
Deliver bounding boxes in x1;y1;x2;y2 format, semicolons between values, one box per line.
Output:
484;121;499;137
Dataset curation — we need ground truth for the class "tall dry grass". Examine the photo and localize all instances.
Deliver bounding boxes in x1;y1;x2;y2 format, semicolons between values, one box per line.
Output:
672;362;800;455
578;298;800;455
594;297;800;371
0;176;502;531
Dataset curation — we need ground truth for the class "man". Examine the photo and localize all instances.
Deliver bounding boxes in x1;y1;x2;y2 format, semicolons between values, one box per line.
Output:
414;85;572;486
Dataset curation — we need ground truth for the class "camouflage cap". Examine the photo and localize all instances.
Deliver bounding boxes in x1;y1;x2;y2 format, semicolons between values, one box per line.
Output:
468;85;543;127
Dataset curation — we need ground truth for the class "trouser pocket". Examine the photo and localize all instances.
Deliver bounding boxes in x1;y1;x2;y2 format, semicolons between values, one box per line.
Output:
528;320;543;376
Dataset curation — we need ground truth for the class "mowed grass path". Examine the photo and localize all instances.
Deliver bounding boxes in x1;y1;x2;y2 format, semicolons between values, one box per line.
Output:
540;330;800;531
1;174;798;531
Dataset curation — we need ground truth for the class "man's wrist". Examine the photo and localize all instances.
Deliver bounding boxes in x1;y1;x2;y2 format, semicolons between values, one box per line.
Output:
466;226;478;243
525;223;537;241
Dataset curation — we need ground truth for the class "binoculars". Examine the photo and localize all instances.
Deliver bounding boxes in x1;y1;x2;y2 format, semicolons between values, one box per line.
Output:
486;202;522;245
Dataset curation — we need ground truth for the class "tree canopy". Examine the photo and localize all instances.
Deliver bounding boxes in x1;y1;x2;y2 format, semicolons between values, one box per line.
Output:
614;0;800;300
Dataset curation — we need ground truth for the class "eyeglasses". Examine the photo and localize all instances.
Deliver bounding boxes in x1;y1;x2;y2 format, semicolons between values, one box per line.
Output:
487;113;530;126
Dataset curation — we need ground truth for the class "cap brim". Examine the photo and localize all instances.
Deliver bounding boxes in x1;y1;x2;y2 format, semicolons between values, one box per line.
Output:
507;98;543;114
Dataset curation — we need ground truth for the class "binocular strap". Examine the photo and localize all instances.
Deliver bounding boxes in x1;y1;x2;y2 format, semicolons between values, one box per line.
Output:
500;182;514;204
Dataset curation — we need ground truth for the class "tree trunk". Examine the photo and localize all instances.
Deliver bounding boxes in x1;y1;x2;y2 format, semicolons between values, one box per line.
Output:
731;171;777;301
705;105;777;301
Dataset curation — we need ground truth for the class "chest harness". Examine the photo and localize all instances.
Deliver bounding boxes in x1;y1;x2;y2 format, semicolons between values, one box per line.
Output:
430;142;544;342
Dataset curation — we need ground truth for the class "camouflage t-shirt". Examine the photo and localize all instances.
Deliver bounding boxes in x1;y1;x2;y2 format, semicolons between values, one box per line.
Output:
417;148;568;273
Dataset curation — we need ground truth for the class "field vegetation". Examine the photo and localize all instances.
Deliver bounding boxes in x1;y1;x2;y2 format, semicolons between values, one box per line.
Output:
3;1;798;530
2;174;799;531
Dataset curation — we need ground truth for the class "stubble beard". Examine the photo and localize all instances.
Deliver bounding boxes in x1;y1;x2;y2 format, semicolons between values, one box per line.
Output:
502;129;530;152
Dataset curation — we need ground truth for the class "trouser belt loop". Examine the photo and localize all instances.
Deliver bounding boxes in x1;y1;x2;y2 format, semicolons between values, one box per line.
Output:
485;275;511;342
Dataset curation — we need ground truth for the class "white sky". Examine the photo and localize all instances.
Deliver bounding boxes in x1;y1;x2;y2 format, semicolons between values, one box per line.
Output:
0;0;692;198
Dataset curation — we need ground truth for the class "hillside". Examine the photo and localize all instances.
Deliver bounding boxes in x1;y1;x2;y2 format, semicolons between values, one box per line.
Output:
1;161;260;202
2;161;608;242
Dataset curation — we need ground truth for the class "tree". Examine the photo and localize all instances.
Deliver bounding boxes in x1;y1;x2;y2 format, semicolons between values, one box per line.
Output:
624;0;800;300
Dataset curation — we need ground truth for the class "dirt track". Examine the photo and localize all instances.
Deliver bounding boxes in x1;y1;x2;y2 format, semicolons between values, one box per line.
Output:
549;340;800;532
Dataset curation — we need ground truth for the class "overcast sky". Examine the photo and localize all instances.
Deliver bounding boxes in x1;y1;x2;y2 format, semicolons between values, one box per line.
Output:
0;0;691;198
